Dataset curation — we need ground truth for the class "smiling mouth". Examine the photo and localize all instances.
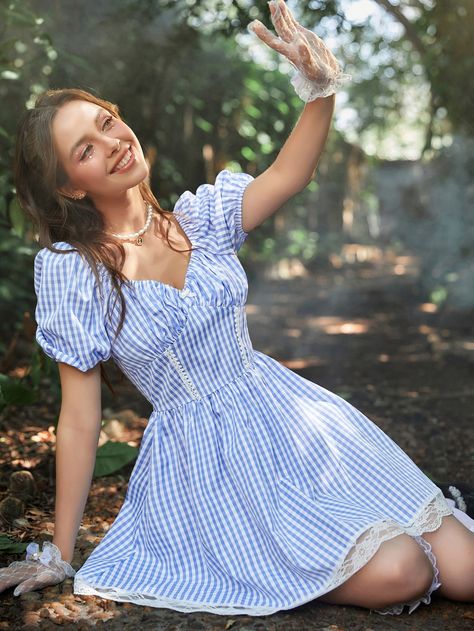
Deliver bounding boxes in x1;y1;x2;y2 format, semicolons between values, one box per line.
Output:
111;146;135;173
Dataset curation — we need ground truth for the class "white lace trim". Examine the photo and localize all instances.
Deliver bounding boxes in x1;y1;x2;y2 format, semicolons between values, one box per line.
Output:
234;306;251;370
164;347;201;400
373;534;442;615
73;489;453;616
289;67;352;102
321;489;452;601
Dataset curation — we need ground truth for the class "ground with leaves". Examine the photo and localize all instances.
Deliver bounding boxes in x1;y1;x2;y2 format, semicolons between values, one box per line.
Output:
1;245;473;629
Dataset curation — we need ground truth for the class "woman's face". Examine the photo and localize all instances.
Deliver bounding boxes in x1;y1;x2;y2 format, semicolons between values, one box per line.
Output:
52;99;149;202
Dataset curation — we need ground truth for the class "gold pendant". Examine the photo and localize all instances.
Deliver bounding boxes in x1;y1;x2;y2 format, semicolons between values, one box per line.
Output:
136;236;143;246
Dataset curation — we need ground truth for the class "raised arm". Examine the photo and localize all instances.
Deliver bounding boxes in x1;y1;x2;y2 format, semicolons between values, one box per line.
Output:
242;0;347;233
241;95;335;234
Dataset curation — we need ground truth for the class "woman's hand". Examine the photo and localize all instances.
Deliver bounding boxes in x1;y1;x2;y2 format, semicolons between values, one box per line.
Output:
248;0;351;101
0;541;75;597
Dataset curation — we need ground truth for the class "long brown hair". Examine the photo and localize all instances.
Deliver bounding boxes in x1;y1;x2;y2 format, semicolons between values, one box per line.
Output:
13;87;196;395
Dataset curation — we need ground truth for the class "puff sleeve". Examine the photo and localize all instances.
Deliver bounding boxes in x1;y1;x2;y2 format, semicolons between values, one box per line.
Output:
33;244;112;372
174;169;254;254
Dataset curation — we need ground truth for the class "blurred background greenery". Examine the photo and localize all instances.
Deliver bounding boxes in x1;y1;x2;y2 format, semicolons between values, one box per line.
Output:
0;0;473;404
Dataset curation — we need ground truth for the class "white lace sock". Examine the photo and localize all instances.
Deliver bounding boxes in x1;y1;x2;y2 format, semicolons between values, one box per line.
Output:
372;534;442;615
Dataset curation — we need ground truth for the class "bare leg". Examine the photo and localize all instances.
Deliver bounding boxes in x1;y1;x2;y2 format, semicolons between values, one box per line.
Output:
421;514;474;601
317;533;435;610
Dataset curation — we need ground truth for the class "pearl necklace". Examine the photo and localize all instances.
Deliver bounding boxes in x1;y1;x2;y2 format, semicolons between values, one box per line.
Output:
107;203;154;246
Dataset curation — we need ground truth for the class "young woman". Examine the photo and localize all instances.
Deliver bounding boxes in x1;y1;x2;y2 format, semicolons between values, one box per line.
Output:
1;0;473;617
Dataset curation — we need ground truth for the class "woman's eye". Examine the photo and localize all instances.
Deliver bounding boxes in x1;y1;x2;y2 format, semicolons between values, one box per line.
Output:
103;116;113;129
80;145;92;161
79;117;114;160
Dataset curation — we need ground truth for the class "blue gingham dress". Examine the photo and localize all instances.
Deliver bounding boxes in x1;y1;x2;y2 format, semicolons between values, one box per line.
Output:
34;169;453;616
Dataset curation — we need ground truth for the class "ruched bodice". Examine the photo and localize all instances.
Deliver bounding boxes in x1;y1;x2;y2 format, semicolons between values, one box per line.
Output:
131;301;255;412
100;246;255;410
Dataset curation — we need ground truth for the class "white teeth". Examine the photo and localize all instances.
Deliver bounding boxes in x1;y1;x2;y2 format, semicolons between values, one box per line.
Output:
114;148;132;172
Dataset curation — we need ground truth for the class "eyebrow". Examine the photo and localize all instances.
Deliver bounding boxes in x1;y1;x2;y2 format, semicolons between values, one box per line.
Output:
69;108;108;159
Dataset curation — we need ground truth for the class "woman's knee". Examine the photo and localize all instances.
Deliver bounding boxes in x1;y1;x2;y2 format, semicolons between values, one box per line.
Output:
317;533;435;609
390;536;435;600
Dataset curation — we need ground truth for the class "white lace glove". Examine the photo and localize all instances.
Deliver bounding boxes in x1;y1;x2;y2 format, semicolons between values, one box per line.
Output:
0;541;75;597
248;0;351;102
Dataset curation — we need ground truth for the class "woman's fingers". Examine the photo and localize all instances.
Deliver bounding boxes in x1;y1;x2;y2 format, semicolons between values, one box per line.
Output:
275;0;301;34
0;575;21;593
13;569;60;596
0;564;31;593
268;0;296;43
247;0;338;80
247;20;290;56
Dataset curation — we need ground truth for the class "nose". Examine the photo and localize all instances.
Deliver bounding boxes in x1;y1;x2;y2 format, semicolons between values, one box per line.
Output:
107;137;121;155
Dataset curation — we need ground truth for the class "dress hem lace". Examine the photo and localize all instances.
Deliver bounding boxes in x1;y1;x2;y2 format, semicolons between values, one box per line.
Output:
73;488;453;616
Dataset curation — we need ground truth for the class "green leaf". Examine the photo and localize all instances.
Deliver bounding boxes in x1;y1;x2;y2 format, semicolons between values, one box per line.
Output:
244;104;261;119
243;78;261;94
0;535;29;554
93;440;139;478
0;375;36;406
430;286;448;306
194;116;212;132
241;146;257;161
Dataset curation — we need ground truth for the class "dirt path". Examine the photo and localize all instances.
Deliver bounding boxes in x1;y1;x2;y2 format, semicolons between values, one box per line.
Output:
1;247;473;629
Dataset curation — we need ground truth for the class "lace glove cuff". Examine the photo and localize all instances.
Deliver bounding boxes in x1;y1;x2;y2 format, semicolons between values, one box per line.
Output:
289;65;352;102
0;541;76;597
26;541;76;578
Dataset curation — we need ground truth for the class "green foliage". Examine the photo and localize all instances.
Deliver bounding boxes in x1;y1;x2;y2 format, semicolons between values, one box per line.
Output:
0;534;28;555
0;340;56;411
0;235;37;359
284;228;319;260
0;373;36;407
430;286;448;308
0;1;58;366
93;440;139;478
423;1;474;136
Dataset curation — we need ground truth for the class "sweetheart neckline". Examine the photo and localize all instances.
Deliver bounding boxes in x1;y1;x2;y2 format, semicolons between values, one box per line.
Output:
126;247;197;293
125;213;197;293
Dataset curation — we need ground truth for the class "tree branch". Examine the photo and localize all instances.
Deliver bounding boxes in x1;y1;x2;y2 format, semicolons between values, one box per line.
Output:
372;0;427;57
